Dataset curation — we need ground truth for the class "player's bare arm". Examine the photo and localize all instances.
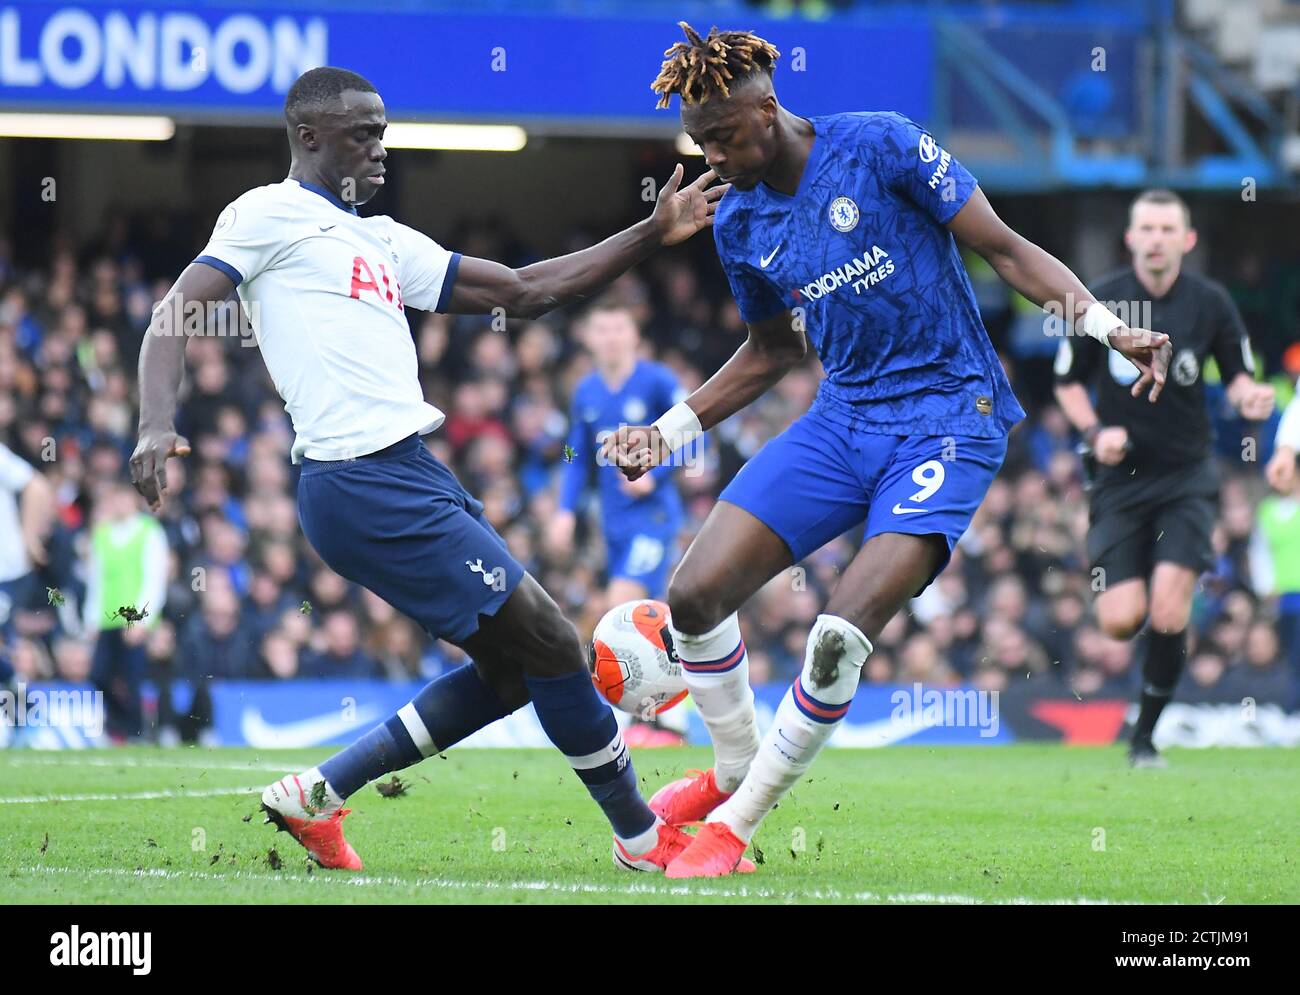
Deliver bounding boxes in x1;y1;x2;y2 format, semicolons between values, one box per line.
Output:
447;165;728;317
948;188;1172;401
600;309;807;479
131;262;235;510
17;468;53;567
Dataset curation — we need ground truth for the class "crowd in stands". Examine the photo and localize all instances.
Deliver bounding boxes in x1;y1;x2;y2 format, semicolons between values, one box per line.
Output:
0;208;1296;742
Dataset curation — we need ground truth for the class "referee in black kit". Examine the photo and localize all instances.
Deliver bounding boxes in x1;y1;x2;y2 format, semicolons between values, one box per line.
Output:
1054;189;1275;767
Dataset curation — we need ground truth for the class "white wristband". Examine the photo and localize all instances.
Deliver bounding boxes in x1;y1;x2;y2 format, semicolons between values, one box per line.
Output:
652;401;703;454
1081;301;1124;346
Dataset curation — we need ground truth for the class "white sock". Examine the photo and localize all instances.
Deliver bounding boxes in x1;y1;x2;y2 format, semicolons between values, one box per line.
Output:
298;767;345;813
673;612;759;793
616;817;663;857
710;614;872;841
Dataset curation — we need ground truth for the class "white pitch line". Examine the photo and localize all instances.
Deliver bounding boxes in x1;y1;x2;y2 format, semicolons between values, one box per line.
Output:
0;756;298;774
9;864;1140;905
0;786;260;805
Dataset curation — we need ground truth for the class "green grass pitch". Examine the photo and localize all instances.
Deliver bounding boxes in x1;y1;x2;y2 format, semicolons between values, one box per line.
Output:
1;745;1295;904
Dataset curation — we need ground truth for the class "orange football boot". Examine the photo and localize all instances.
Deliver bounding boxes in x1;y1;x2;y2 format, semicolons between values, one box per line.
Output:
613;821;695;872
260;775;363;871
649;768;732;826
664;821;752;879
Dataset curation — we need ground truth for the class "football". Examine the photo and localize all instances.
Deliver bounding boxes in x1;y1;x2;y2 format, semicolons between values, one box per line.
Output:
589;599;688;717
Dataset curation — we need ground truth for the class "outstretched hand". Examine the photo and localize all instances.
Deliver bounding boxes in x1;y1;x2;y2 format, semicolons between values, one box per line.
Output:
1107;327;1172;402
130;428;191;512
651;165;731;246
600;425;671;481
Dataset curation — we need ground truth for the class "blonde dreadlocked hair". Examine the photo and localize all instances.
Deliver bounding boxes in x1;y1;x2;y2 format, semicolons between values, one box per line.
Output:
651;22;780;109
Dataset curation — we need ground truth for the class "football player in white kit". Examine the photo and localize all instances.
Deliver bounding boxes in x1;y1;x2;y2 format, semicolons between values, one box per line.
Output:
130;67;740;874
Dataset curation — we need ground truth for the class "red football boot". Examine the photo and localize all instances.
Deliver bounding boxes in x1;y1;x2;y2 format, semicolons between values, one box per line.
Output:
260;774;362;871
649;768;732;827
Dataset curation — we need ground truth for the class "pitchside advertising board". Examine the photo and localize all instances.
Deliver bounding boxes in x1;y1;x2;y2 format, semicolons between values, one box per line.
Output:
6;680;1299;749
0;2;933;123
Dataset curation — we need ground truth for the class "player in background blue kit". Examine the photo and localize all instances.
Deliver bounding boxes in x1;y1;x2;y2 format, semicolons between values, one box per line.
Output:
603;24;1174;877
550;300;689;604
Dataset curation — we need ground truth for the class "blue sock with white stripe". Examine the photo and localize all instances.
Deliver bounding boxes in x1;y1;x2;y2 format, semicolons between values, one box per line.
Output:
710;614;872;841
318;663;512;799
524;671;658;853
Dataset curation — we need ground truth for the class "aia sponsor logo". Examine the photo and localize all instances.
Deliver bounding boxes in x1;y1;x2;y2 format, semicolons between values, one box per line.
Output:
349;256;403;310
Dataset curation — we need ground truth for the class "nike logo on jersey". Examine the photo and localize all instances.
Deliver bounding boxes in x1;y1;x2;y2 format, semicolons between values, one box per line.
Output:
319;225;336;232
892;503;929;515
760;244;783;268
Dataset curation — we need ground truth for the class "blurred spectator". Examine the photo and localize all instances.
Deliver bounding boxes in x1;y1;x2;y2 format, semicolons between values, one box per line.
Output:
0;442;53;681
1223;622;1291;705
301;610;380;680
83;482;168;739
1249;474;1300;709
0;209;1292;756
259;630;301;681
177;582;255;681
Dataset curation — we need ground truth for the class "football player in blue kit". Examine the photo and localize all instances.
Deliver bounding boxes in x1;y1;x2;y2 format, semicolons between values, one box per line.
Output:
603;24;1174;877
551;299;691;604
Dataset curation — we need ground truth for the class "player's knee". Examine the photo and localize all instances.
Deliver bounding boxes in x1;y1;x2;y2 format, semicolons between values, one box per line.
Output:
1097;608;1149;639
1148;599;1191;635
1096;595;1146;640
1098;611;1145;641
666;573;725;635
509;587;586;677
534;613;585;677
800;614;872;701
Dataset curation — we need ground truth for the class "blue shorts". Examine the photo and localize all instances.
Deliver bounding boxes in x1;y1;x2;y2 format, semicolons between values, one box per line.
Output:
605;522;679;597
297;434;525;643
719;409;1007;590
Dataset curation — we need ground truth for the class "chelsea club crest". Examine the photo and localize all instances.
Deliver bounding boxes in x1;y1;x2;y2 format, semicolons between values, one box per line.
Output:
829;196;859;233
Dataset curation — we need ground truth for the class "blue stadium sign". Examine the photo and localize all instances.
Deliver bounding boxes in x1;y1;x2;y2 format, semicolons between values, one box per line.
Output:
0;3;933;126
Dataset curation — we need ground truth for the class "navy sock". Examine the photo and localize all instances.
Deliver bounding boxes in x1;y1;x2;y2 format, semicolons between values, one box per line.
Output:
525;671;656;844
320;663;512;798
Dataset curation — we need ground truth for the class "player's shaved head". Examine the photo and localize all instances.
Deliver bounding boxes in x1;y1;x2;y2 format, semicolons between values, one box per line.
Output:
285;66;388;207
285;66;377;127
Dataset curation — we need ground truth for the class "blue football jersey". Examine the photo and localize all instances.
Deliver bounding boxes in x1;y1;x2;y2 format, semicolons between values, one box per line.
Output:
713;111;1025;439
558;359;686;530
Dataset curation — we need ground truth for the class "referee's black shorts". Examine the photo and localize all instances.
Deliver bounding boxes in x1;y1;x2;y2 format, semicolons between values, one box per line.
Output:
1087;458;1220;586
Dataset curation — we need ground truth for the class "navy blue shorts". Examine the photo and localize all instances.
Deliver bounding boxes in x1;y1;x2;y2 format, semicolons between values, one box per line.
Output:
719;409;1007;591
605;522;680;597
297;434;525;643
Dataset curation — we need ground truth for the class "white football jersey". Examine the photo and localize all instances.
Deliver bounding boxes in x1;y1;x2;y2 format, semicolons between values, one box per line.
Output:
0;443;35;582
195;177;460;463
